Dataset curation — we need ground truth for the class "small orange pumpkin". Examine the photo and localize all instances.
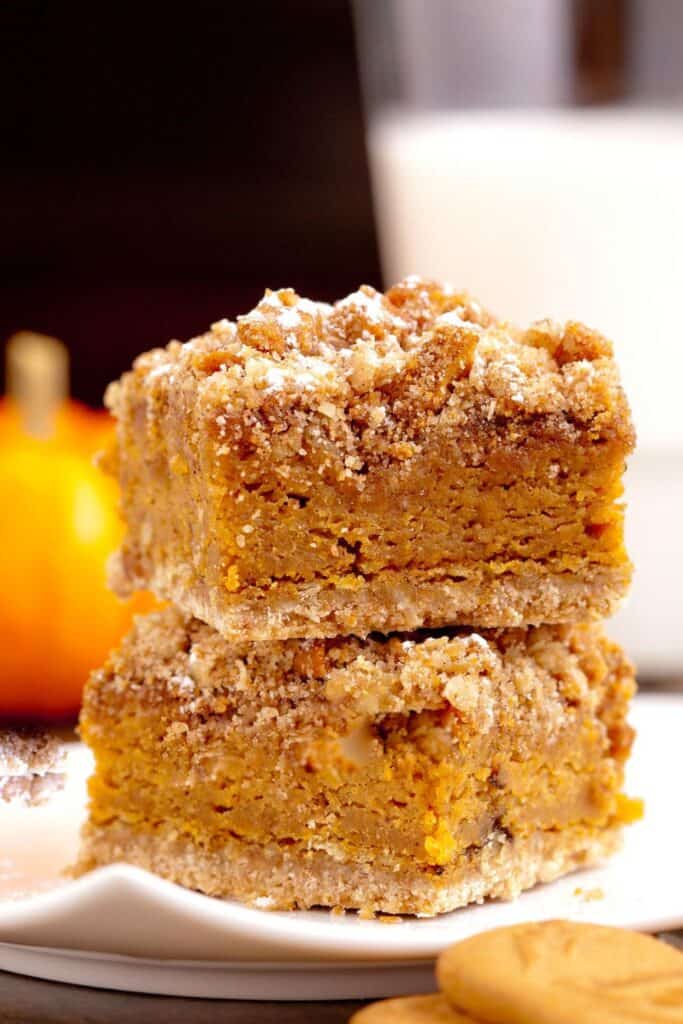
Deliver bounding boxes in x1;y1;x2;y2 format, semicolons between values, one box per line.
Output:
0;333;155;719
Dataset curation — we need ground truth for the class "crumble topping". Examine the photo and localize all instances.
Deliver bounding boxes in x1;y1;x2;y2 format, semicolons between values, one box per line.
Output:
87;608;631;753
110;277;632;451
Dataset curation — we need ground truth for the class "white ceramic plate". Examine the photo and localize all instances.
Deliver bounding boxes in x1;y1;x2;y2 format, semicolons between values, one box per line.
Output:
0;694;681;999
0;943;436;1001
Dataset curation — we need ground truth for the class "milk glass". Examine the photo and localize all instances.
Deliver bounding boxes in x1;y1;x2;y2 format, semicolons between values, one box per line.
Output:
354;0;683;678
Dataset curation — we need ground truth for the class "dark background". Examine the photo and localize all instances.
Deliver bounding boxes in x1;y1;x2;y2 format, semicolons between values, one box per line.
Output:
1;0;380;405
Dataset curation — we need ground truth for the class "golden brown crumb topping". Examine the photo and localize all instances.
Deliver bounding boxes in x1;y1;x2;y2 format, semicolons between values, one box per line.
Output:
86;607;633;751
105;277;634;453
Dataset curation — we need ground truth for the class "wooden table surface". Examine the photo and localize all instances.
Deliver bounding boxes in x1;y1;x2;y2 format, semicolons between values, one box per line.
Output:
0;970;365;1023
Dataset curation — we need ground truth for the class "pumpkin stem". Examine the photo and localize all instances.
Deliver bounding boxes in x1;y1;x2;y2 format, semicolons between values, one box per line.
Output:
5;332;69;438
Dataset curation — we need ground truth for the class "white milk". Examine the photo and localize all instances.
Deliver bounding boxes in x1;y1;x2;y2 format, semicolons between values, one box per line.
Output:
368;109;683;673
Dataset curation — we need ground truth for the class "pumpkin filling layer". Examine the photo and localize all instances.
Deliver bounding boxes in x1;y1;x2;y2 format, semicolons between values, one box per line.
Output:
104;277;634;641
77;608;638;915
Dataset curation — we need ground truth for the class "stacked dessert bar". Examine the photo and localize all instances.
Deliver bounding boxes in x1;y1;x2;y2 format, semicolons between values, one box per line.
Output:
78;278;639;915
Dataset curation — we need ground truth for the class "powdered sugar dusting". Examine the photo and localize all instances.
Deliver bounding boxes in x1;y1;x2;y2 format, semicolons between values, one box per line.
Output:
145;362;173;383
265;367;287;390
122;276;626;442
436;310;483;332
337;288;385;323
277;308;301;330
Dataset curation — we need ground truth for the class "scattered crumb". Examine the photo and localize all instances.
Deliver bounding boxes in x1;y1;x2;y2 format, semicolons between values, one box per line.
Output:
252;895;277;910
0;730;65;806
574;886;605;903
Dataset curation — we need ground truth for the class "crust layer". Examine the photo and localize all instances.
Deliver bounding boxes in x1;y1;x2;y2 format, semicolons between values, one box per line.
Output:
76;820;622;916
111;558;630;641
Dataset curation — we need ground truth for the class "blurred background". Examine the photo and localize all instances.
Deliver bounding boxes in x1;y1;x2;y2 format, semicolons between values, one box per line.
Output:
1;0;681;721
0;0;380;401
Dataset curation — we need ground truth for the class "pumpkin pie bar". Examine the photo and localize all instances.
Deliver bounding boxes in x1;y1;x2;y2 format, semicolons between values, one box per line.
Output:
104;277;634;641
77;607;638;915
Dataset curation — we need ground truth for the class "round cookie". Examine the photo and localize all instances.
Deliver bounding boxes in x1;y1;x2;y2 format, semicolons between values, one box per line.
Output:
437;920;683;1024
350;993;479;1023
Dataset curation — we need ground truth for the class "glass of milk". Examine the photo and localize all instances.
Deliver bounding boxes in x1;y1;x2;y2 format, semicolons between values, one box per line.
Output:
354;0;683;679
